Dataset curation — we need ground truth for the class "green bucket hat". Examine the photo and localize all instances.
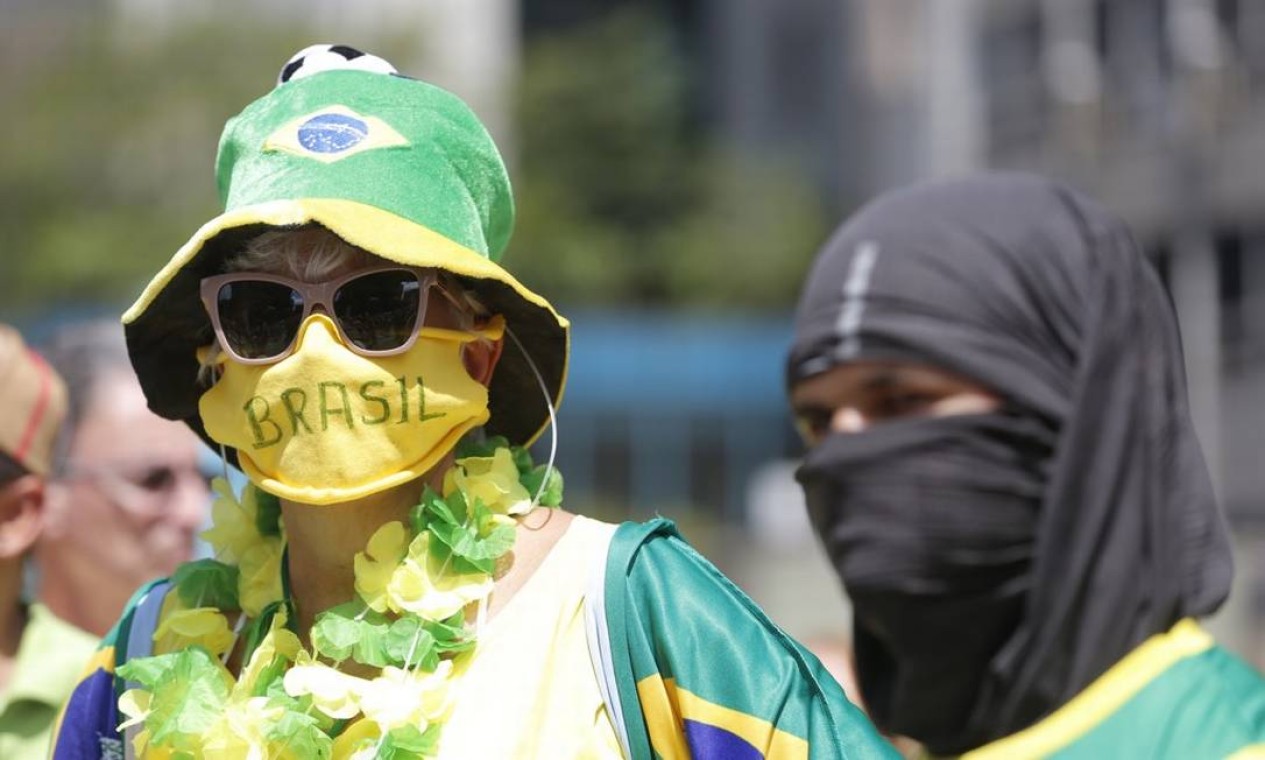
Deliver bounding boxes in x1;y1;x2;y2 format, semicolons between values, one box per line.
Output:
123;49;568;451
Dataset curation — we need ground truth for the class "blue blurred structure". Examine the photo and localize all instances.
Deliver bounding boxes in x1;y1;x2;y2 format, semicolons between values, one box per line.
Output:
532;310;798;520
13;306;797;523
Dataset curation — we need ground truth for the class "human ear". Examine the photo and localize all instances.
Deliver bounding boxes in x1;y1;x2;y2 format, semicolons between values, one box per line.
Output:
0;475;46;559
462;337;504;388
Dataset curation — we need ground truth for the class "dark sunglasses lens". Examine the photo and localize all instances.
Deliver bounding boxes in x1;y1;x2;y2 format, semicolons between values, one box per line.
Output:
333;271;422;352
216;281;304;360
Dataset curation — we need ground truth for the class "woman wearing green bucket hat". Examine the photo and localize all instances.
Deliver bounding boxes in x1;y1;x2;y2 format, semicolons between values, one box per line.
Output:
51;46;895;759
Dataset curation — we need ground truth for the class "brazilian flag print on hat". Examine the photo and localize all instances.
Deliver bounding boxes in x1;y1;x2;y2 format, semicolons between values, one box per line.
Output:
123;45;568;450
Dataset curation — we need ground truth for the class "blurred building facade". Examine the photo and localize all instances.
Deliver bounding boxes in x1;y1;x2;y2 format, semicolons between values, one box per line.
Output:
971;0;1265;520
828;0;1265;659
611;0;1265;644
831;0;1265;516
108;0;519;144
15;0;1263;642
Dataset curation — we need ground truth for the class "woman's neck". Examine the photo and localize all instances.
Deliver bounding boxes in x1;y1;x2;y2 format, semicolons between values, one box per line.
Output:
280;463;444;639
278;453;576;657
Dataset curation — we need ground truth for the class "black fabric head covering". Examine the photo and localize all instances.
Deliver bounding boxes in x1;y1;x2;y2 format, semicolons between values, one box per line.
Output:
787;172;1233;741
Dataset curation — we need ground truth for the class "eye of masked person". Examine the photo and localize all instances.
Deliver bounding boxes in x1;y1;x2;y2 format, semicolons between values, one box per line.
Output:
791;361;1001;445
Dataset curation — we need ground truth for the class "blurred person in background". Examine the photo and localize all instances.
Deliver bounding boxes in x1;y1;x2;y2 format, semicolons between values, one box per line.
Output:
37;320;210;638
0;325;97;758
51;46;895;759
786;172;1265;758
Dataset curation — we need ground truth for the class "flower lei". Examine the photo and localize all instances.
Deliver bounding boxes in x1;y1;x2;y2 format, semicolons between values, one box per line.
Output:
116;437;563;759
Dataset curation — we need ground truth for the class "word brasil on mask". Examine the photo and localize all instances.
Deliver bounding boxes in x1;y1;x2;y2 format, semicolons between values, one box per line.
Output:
243;375;443;449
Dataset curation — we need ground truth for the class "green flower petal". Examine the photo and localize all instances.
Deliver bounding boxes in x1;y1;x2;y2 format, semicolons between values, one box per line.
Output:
119;648;233;748
383;616;439;671
250;485;283;538
172;559;241;611
519;464;565;507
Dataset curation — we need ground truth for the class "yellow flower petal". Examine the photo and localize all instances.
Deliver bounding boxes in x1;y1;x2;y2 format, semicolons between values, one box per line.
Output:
332;718;382;760
152;608;235;658
484;513;516;532
131;728;173;760
283;658;368;720
359;661;455;732
449;449;531;515
200;478;260;564
117;689;151;730
236;607;302;697
354;521;409;613
238;537;285;617
387;534;493;620
203;696;286;760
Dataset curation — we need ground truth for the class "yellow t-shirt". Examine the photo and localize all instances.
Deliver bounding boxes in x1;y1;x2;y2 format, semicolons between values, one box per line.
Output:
438;515;624;759
0;604;98;760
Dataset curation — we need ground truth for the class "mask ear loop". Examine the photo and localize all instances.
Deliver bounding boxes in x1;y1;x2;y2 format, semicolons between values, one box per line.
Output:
395;322;560;733
504;324;558;508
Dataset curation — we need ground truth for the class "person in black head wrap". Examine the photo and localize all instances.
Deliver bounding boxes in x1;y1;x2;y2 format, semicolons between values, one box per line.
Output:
787;172;1265;757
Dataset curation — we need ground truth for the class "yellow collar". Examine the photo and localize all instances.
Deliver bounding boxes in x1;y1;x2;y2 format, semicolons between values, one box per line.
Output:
961;618;1213;760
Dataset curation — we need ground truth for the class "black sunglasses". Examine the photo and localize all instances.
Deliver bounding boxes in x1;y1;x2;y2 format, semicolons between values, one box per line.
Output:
200;266;452;364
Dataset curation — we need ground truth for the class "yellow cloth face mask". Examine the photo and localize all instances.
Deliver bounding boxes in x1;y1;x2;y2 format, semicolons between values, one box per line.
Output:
200;313;503;505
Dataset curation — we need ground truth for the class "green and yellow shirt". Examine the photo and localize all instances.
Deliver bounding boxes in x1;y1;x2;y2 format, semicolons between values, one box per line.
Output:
964;619;1265;760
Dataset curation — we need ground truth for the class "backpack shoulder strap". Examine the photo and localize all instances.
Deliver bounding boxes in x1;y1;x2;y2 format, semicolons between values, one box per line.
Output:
121;581;172;760
582;520;630;759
